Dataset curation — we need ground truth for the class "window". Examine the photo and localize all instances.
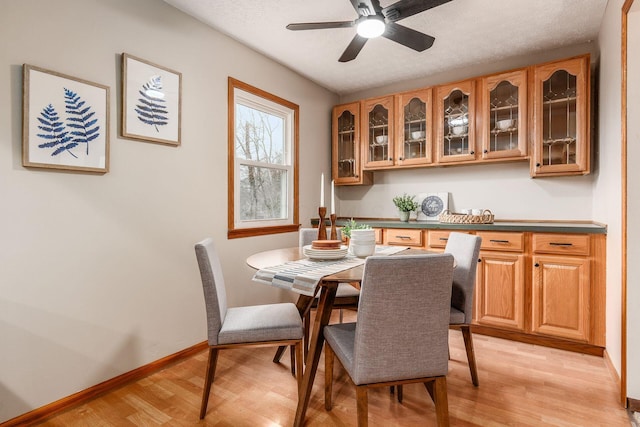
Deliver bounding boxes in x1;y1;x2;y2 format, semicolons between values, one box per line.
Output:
228;78;299;238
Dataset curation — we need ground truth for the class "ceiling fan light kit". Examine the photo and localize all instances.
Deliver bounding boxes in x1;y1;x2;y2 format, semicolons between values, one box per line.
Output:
356;15;385;38
286;0;452;62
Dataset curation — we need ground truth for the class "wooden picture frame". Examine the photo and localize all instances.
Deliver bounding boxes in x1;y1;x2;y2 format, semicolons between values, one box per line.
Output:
121;53;182;146
22;64;110;173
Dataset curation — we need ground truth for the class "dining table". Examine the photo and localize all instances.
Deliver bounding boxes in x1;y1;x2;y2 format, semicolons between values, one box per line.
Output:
246;246;444;427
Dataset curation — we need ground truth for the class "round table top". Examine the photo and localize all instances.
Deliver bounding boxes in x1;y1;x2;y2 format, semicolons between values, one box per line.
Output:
246;247;304;270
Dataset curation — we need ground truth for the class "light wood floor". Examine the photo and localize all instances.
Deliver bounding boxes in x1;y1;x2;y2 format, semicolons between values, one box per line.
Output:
37;311;630;426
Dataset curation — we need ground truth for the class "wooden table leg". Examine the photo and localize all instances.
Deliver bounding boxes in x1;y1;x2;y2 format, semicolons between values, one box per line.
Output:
294;281;338;427
273;294;314;363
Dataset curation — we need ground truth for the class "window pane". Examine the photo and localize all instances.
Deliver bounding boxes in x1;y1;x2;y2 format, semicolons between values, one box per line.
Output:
235;104;286;165
239;165;287;221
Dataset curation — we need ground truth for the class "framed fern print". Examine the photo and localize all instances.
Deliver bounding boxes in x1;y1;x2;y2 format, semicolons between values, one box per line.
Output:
22;64;110;173
121;53;182;146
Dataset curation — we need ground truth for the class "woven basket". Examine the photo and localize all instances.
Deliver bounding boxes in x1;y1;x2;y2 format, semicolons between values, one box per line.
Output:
439;209;494;224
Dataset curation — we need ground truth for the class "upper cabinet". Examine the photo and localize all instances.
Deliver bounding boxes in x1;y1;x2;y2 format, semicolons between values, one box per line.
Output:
331;54;592;184
332;102;372;186
435;80;476;163
479;69;528;160
362;96;395;169
531;56;590;177
394;88;433;167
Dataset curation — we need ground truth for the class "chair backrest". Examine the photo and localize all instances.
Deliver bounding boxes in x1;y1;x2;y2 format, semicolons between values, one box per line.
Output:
445;232;482;324
299;227;342;247
195;238;228;346
351;254;454;385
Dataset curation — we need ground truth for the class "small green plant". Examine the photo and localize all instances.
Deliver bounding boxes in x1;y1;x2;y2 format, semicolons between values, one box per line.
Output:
340;218;371;239
392;193;419;212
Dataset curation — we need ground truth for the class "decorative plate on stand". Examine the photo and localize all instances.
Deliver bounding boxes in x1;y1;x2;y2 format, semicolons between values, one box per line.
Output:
416;192;449;221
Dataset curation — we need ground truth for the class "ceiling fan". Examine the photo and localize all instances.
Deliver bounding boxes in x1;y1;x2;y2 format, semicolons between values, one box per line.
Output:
286;0;452;62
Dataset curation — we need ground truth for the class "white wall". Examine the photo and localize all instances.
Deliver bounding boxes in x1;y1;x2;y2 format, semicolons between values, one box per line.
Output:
595;0;625;391
625;0;640;401
0;0;337;422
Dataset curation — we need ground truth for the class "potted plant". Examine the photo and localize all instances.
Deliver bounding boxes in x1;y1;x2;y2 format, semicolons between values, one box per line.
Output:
392;193;419;222
341;218;372;242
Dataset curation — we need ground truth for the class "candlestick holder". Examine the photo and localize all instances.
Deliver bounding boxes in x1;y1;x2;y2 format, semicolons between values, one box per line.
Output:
317;207;327;240
330;214;337;240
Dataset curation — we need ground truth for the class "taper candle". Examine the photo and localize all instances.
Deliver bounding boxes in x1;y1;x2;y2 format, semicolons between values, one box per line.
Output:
331;180;335;215
320;173;324;207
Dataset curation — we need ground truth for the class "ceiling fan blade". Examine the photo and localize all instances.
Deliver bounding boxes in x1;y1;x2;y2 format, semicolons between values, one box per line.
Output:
382;21;435;52
339;34;368;62
287;21;355;31
382;0;452;22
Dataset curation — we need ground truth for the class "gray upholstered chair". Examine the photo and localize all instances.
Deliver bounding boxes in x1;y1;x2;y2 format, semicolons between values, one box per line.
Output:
299;228;360;349
445;232;482;386
195;238;303;419
324;253;455;426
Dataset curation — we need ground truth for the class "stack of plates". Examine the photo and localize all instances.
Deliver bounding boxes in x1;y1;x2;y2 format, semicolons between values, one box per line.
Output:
303;244;348;260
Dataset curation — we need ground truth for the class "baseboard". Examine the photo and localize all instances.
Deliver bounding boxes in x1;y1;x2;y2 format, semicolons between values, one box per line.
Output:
0;341;208;427
629;397;640;412
603;349;622;391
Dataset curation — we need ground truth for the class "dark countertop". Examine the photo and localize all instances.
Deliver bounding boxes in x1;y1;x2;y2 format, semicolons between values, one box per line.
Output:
312;218;607;234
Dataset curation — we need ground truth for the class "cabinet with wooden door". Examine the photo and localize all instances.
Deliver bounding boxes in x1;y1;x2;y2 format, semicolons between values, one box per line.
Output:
361;95;395;169
531;233;592;342
435;80;476;163
394;88;433;167
530;55;590;177
475;232;526;332
332;102;372;186
479;69;528;160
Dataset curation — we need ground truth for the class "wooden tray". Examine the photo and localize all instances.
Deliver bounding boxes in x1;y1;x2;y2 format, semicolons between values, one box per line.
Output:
311;239;342;250
439;209;494;224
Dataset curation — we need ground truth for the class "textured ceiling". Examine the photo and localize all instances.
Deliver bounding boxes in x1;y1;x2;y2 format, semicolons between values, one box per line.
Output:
162;0;607;95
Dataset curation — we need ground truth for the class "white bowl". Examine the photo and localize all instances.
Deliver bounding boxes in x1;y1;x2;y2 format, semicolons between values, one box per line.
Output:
452;126;467;136
497;119;515;130
375;135;388;144
410;130;425;140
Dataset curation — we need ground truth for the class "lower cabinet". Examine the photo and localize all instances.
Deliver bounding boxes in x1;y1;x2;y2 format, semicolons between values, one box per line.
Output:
388;227;605;354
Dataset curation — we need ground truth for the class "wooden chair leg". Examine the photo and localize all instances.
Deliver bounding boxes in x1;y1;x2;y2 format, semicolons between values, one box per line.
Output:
324;344;334;410
397;384;403;403
356;386;368;427
199;347;219;419
290;344;296;377
461;325;479;386
304;310;311;359
433;377;450;426
295;340;304;391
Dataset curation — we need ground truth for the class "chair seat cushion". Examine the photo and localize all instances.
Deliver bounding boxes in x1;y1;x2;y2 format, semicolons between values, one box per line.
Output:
218;303;303;345
336;283;360;297
450;306;465;325
324;322;356;376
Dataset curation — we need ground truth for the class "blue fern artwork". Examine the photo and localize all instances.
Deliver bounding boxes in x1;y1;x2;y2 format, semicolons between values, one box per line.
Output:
135;75;168;132
64;88;100;155
36;104;78;158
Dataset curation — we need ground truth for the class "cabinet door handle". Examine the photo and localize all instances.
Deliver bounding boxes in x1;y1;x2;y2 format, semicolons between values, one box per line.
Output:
398;157;403;160
536;163;541;167
534;263;540;267
484;149;488;154
439;237;449;241
395;235;412;240
389;157;393;161
549;242;573;246
490;239;509;243
470;150;475;155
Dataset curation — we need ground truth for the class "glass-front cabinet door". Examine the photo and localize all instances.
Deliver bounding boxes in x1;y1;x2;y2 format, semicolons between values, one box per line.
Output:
395;88;433;167
531;56;590;177
480;69;527;160
362;96;395;169
436;80;476;163
332;102;371;185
